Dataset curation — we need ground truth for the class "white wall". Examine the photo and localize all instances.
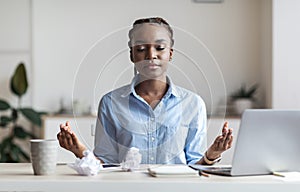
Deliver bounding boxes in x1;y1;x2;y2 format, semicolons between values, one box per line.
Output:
0;0;32;106
0;0;32;151
273;0;300;109
0;0;273;161
31;0;271;115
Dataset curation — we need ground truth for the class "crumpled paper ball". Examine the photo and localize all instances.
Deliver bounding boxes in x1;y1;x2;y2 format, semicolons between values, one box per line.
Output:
68;147;142;175
68;150;102;176
120;147;142;171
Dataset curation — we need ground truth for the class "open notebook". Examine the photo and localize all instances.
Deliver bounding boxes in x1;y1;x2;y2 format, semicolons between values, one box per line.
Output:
148;165;199;177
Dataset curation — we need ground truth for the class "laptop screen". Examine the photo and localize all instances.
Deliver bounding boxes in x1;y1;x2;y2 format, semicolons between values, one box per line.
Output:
231;109;300;176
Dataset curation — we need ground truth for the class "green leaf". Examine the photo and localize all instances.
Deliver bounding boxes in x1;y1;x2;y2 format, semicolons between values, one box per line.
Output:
231;84;258;100
0;99;10;110
246;84;258;97
0;153;9;162
0;116;12;127
10;144;20;162
1;137;12;148
1;116;12;122
0;137;12;162
10;62;28;97
13;126;35;139
0;137;29;162
13;126;28;139
20;108;41;126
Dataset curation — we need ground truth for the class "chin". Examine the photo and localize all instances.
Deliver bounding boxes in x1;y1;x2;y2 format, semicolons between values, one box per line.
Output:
138;72;167;81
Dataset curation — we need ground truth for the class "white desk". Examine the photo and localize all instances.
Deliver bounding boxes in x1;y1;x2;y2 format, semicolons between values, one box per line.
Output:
0;163;299;192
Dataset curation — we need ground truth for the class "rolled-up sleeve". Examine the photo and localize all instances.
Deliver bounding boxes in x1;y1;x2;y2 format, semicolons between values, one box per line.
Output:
184;97;207;165
93;96;119;163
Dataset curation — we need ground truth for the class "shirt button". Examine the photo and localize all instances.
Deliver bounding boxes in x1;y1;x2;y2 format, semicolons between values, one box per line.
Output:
150;157;154;161
151;137;155;141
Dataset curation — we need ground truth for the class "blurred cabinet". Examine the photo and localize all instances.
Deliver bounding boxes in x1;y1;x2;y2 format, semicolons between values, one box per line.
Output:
42;115;96;164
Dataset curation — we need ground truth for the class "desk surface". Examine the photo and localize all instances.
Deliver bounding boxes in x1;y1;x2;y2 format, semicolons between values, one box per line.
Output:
0;163;299;192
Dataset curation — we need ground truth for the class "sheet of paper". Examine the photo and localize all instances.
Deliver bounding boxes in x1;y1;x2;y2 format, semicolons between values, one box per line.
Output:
273;171;300;182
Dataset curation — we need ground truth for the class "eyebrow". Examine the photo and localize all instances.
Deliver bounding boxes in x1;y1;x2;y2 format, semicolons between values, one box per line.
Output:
155;39;168;43
133;39;168;45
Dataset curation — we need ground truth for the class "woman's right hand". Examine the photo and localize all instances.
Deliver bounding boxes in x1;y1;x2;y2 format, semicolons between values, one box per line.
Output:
57;121;87;158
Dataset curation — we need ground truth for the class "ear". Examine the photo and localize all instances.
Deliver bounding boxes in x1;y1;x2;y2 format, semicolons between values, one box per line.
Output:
169;48;173;61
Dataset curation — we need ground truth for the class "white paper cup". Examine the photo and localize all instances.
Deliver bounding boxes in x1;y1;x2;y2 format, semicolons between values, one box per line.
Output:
30;139;58;175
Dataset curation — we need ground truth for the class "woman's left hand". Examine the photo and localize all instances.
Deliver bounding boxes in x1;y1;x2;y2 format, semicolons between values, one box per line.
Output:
206;122;233;160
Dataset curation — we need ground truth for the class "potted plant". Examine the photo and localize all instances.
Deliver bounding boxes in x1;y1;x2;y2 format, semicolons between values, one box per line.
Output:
231;84;258;115
0;63;45;162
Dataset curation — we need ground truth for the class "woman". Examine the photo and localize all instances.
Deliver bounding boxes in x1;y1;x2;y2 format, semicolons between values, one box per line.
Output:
57;17;233;165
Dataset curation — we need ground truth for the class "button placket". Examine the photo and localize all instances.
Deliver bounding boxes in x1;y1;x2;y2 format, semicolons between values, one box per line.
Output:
148;114;156;163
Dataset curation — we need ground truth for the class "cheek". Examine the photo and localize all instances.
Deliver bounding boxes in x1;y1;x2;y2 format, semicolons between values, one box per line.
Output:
161;52;172;61
131;52;144;63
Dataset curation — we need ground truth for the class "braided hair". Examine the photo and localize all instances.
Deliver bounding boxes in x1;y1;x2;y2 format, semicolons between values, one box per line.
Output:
128;17;174;48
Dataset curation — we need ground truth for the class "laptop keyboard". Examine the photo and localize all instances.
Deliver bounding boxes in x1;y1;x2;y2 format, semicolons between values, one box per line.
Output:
207;167;232;173
189;165;232;176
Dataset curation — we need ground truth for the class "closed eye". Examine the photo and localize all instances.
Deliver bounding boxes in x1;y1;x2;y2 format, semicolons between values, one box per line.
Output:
136;46;146;52
156;46;165;51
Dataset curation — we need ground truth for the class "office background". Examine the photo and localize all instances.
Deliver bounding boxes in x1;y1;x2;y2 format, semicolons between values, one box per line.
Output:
0;0;299;127
0;0;275;114
1;0;300;164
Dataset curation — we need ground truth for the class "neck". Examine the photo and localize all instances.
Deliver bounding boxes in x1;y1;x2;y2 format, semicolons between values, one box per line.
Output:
136;75;167;93
135;75;169;107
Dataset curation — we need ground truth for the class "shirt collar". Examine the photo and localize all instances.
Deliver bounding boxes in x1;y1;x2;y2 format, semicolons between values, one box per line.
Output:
121;74;180;98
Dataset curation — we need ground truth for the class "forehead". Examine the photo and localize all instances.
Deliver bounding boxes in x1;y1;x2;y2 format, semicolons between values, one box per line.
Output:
131;23;171;45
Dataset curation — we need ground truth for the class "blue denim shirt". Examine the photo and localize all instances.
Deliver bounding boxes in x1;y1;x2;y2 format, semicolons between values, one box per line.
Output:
93;75;207;164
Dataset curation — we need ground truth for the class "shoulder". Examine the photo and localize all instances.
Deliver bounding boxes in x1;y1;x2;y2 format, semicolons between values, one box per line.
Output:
173;85;205;107
104;84;131;97
99;84;131;106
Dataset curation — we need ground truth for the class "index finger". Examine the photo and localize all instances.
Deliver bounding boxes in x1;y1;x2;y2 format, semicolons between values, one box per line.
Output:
222;122;229;135
60;122;71;133
66;121;70;127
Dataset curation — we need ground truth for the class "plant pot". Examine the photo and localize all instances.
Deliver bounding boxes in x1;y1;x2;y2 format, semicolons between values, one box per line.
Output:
233;99;253;115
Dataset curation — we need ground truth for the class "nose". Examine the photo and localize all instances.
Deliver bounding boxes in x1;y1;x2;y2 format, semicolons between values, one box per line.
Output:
145;46;157;60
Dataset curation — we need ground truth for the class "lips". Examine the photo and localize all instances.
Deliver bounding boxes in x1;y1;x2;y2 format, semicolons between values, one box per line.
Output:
147;64;160;69
139;60;161;69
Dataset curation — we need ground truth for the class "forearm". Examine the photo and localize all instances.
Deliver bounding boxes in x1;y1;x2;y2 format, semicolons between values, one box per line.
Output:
75;149;105;164
195;157;207;165
74;148;86;159
195;151;221;165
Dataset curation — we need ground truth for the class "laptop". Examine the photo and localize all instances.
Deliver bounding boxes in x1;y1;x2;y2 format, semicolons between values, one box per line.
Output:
190;109;300;176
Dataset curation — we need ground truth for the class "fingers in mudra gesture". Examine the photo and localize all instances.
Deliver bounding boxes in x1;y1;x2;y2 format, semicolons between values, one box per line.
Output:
57;121;86;158
206;122;233;160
